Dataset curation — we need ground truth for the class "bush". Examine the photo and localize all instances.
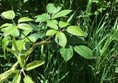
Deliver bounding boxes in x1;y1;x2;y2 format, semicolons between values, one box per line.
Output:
0;0;118;83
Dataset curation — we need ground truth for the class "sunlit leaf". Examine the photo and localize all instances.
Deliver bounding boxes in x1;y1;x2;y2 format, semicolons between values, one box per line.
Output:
17;23;32;31
59;21;69;28
46;3;62;14
47;20;58;30
18;17;33;23
23;75;34;83
46;29;57;36
17;55;26;68
25;60;45;71
35;13;50;22
12;74;21;83
11;28;20;37
12;39;26;52
0;68;15;82
55;32;67;47
0;23;12;28
53;10;72;19
1;25;19;37
1;10;15;19
12;37;18;54
67;26;85;36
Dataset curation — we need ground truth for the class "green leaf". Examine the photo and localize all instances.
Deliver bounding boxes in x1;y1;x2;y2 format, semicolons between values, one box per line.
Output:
35;13;50;22
46;29;57;36
60;46;73;61
8;70;19;79
29;23;39;31
23;75;34;83
12;39;26;52
12;37;18;54
1;25;19;37
2;37;11;59
26;32;45;42
12;74;21;83
0;68;15;82
29;32;45;40
115;67;118;73
11;28;20;37
17;40;26;52
47;20;58;30
26;35;36;42
21;30;32;38
18;17;33;23
25;60;45;71
66;26;85;36
54;6;62;14
46;3;56;13
59;21;69;28
74;45;94;59
46;3;62;14
1;10;15;20
53;10;72;19
0;23;12;28
33;32;45;39
17;23;32;31
7;48;17;55
55;32;67;47
17;55;26;68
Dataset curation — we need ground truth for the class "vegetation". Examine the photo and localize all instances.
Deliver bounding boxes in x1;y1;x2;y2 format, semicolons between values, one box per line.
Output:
0;0;118;83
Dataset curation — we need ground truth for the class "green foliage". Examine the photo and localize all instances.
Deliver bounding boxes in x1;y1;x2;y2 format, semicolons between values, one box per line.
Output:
53;10;72;19
35;13;50;22
12;74;21;83
18;17;33;23
0;1;118;83
60;46;73;61
67;26;85;36
1;10;15;20
55;31;67;47
46;29;57;36
74;45;93;59
46;3;62;14
25;61;45;71
23;75;34;83
47;20;58;30
59;21;69;28
0;3;86;82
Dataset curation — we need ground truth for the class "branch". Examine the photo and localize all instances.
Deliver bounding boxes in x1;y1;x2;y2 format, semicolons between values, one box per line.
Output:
0;61;19;82
25;36;52;56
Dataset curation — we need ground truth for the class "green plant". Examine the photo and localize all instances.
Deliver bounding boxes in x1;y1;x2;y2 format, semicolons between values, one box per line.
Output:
0;10;46;83
0;3;94;82
0;1;118;83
